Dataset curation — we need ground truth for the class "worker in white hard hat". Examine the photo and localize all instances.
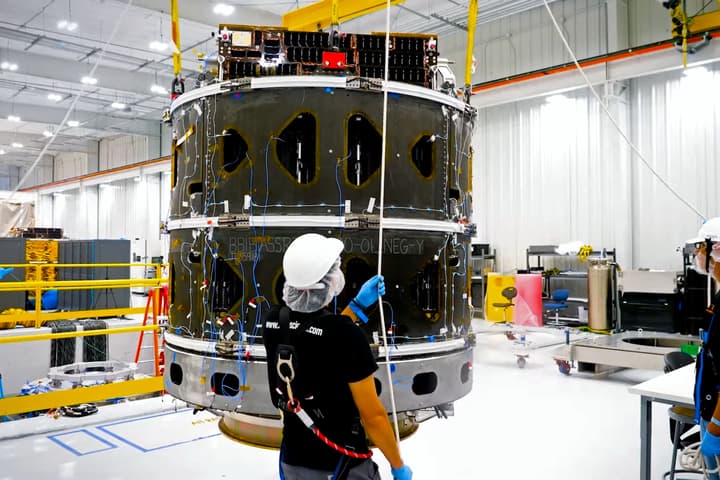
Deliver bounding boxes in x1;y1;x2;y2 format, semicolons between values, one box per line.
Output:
262;233;412;480
689;218;720;478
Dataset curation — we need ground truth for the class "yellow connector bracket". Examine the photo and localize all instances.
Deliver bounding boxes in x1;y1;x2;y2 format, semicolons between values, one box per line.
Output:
283;0;406;32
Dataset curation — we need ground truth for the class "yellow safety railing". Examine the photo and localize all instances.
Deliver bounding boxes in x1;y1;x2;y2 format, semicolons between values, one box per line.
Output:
0;263;167;329
0;307;167;416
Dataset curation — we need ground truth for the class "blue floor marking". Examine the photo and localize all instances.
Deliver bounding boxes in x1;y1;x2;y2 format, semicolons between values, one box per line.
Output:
47;429;117;456
95;408;221;453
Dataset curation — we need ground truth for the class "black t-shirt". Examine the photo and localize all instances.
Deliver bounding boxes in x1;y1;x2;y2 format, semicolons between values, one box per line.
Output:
263;305;378;471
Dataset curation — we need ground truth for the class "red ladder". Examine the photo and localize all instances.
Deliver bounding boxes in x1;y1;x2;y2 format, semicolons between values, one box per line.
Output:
134;286;168;377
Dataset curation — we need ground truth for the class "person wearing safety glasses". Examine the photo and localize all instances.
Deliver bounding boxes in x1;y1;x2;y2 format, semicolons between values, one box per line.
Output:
263;233;412;480
691;218;720;479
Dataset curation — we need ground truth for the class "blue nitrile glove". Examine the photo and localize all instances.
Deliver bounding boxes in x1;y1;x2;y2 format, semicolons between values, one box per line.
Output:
391;464;412;480
354;275;385;309
0;268;13;281
703;424;720;457
349;275;385;324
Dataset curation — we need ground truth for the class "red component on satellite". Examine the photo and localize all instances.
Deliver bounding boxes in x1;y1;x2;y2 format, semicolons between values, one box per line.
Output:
321;51;346;70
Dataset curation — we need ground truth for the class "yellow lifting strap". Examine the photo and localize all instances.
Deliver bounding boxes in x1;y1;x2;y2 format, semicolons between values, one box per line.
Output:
171;0;181;76
464;0;478;103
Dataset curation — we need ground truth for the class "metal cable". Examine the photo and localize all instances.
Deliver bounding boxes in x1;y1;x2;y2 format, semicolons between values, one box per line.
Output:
377;0;401;446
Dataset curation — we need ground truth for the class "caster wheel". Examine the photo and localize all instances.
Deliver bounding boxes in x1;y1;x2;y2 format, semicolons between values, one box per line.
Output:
556;360;571;375
517;357;526;368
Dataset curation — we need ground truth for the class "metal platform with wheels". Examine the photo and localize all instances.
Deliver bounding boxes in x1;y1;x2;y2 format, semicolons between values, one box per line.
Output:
552;331;700;374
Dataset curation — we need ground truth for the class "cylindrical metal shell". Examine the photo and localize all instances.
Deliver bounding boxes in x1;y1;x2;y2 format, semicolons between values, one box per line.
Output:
164;78;476;415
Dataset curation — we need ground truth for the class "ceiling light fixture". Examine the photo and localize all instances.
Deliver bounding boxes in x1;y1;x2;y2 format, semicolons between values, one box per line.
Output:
0;149;5;155
57;0;78;31
7;115;21;122
57;20;78;31
47;93;63;102
43;130;53;137
81;76;98;85
150;84;168;95
213;3;235;16
67;120;80;127
111;101;127;109
133;176;142;182
11;142;23;149
1;62;18;71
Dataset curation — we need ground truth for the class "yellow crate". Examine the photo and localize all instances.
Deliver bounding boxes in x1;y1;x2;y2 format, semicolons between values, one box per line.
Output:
25;239;59;263
25;266;56;282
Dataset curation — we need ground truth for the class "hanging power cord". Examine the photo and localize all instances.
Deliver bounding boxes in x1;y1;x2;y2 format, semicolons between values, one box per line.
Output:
7;0;136;201
377;0;401;446
540;0;707;222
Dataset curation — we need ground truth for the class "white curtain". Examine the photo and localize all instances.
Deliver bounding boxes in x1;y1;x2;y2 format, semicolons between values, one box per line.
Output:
472;87;632;272
50;186;98;239
472;63;720;273
630;65;720;269
97;176;164;258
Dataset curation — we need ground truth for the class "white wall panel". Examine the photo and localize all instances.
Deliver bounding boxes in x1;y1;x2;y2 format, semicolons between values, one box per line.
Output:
54;152;89;181
23;157;54;187
441;0;608;85
99;135;149;170
0;166;20;190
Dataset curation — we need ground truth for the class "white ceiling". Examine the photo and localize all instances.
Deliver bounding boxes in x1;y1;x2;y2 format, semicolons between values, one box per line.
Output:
0;0;554;169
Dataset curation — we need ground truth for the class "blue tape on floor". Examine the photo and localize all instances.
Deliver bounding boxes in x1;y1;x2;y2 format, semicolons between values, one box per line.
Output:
95;409;221;453
47;429;117;456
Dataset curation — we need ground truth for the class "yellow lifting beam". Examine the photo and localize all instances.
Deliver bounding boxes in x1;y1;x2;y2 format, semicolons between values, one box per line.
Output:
0;377;164;417
282;0;406;32
690;10;720;34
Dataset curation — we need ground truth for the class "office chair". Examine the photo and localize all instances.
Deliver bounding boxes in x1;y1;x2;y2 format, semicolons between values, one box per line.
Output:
544;289;569;326
663;351;699;480
492;287;517;323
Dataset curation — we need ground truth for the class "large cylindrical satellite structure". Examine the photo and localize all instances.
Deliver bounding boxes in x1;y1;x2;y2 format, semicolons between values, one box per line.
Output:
164;25;477;441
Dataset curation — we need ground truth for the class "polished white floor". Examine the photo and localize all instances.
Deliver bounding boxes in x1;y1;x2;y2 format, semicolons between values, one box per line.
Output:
0;321;681;480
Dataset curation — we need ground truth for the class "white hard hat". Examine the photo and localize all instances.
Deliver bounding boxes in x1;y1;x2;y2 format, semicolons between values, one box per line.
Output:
687;217;720;244
283;234;344;288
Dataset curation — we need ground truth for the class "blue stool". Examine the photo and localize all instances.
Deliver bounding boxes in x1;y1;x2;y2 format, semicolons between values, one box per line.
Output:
544;289;569;326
